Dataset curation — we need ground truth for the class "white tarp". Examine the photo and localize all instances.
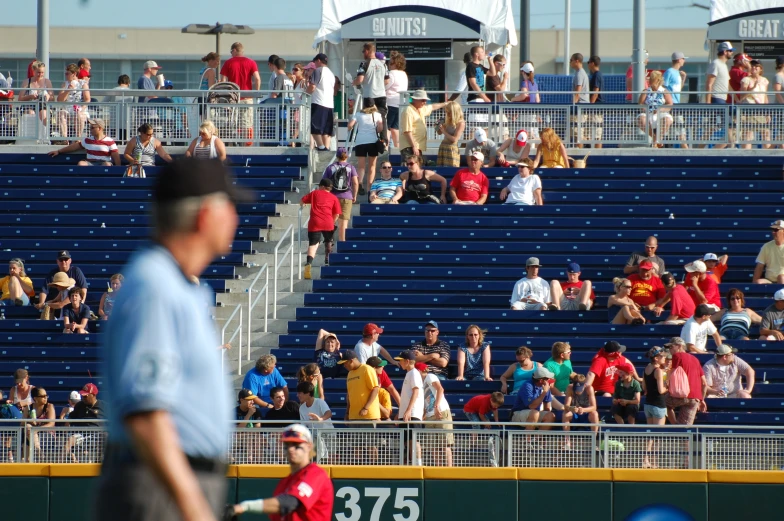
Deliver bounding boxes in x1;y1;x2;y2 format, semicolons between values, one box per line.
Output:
711;0;784;22
313;0;518;47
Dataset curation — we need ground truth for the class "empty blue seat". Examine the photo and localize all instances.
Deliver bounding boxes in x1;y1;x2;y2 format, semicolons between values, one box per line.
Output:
360;205;782;217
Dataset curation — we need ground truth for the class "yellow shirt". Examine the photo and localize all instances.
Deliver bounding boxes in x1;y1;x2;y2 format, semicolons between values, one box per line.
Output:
346;364;381;420
756;240;784;281
378;388;392;418
542;145;566;168
0;276;35;300
400;104;434;151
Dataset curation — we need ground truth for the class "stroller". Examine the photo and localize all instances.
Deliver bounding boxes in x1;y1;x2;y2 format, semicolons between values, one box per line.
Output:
207;81;250;145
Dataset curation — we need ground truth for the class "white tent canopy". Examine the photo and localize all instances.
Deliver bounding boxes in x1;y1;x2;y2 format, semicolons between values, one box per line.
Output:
313;0;518;47
711;0;784;22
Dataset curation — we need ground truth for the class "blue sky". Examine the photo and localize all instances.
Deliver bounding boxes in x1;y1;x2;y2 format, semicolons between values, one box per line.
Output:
6;0;711;30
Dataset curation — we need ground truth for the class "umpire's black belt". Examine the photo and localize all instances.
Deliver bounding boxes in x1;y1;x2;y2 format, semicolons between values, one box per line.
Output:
104;444;225;473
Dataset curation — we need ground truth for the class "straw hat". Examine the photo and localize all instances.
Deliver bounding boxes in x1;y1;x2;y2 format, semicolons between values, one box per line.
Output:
48;272;75;288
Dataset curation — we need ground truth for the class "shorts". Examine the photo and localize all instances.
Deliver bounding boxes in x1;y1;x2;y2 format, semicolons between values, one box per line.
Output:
311;103;334;136
238;98;254;128
611;403;639;419
424;409;455;445
512;301;546;311
338;198;353;221
510;409;535;423
387;106;400;129
644;404;667;419
721;328;749;340
307;229;335;246
464;411;495;429
354;143;379;158
665;395;700;425
0;293;30;306
560;297;592;311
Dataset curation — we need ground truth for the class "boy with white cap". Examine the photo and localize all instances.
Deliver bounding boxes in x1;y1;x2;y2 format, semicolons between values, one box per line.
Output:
760;289;784;341
698;252;728;283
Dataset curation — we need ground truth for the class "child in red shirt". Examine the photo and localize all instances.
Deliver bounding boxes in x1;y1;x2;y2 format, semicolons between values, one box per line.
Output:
300;179;341;280
463;391;504;428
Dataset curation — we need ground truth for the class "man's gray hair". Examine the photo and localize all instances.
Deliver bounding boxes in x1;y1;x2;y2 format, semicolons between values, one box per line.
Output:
151;192;229;238
255;354;277;372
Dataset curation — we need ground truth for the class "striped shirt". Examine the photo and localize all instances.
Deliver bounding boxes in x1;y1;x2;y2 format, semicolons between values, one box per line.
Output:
82;136;118;162
370;177;402;199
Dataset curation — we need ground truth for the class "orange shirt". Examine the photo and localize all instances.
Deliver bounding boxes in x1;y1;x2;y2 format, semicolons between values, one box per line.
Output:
708;263;727;284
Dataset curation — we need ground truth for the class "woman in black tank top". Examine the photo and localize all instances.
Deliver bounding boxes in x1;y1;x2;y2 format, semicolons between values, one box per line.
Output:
642;346;668;468
399;156;448;204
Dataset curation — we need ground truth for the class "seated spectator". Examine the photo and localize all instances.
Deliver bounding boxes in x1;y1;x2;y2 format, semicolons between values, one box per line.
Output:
608;277;646;325
627;260;667;316
586;341;637;397
265;386;301;422
369;161;403;204
36;250;87;313
456;324;492;381
510;366;556;430
367;356;401;409
499;158;542;206
703;345;755;398
659;272;694;324
64;383;105;463
643;346;669;430
450;151;489;205
754;220;784;284
8;368;34;414
236;389;263;428
624;236;666;276
510;257;553;311
48;118;120;166
42;272;76;320
185;120;227;162
550;263;594;310
354;323;397;366
59;390;81;419
611;363;641;424
685;260;721;312
241;354;289;410
496;130;533;167
637;70;673;148
499;347;539;396
463;392;504;428
62;287;91;334
712;289;762;340
0;258;35;307
411;320;450;380
297;381;334;427
543;342;573;395
759;289;784;341
0;388;22;462
511;62;540;103
315;329;343;378
69;383;103;425
417;362;454;467
464;128;498;167
98;273;123;320
680;304;723;353
297;363;325;400
321;148;358;242
562;374;599;440
532;127;569;168
700;253;728;283
122;123;173;178
399;155;448;204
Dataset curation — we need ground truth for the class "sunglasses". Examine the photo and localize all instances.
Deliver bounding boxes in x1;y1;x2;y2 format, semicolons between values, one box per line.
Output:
381;165;392;169
293;68;301;72
425;329;438;333
645;245;657;249
406;162;416;166
622;285;632;289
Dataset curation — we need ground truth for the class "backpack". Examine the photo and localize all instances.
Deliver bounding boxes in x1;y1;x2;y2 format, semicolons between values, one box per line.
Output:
331;164;350;193
668;366;690;399
0;403;23;423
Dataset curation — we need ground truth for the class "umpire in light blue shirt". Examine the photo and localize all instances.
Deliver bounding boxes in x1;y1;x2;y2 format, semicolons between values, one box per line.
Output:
94;158;254;521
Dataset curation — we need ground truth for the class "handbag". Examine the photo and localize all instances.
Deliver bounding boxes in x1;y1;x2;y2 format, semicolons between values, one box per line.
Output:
124;164;146;178
374;113;387;154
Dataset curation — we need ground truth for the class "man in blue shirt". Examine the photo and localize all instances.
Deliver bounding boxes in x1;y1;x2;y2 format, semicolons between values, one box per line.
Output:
95;158;254;521
35;249;88;309
587;56;605;149
664;52;687;104
242;354;289;412
510;366;556;430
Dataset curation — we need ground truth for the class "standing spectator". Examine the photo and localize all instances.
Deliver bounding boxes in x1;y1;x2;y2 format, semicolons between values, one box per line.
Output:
220;43;261;146
306;53;335;152
740;60;772;149
354;323;397;366
265;55;279;94
265;387;301;422
608;277;647;325
499;158;542;207
68;383;103;425
436;102;465;167
242;354;289;410
136;60;162;102
385;51;408;148
562;374;599;442
369;161;403;204
570;53;590;147
456;324;492;381
703;345;755;398
400;90;448;165
532;127;569;168
486;54;509;102
496;130;533;167
713;288;762;341
339;350;381;423
665;338;708;425
774;56;784;105
449;52;471;104
664;52;687;104
399;156;447;204
660;272;695;324
198;52;219;91
411;320;451;380
36;250;87;311
417;363;453;467
348;100;384;195
706;41;733;105
754;220;784;284
300;178;341;280
684;260;721;311
270;57;294;101
543;342;574;394
511;62;540;103
296;364;325;401
463;392;504;426
587;55;604;148
499;347;539;395
297;381;333;427
395;351;424;464
585;341;636;397
354;43;389;137
729;53;752;103
611;363;641;424
77;58;91;80
0;258;35;307
62;287;91;334
315;329;343;379
48;118;121;166
57;63;91;139
627;260;667;316
643;346;669;426
510;366;556;430
625;236;666;275
321;148;358;242
450;151;490;205
463;128;498;167
700;253;729;283
236;389;263;428
103;75;132;141
637;70;674;148
465;45;496;103
366;356;401;410
510;257;553;311
185;120;227;162
625;51;650;102
549;262;594;310
760;289;784;341
680;304;722;353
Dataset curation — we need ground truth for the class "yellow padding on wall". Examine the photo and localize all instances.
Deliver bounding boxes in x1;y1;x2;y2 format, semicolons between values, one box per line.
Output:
708;471;784;484
518;468;613;481
226;466;238;478
331;466;423;480
612;469;708;482
0;464;49;476
423;467;517;480
236;465;292;478
49;464;100;477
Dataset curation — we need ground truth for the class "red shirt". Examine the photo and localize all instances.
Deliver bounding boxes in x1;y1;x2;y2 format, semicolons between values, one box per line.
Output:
301;189;341;233
627;273;665;307
377;368;392;389
670;284;696;319
687;275;721;309
270;463;334;521
672;352;704;400
625;64;650;101
588;352;632;394
729;66;748;102
220;56;259;91
450;169;489;203
77;69;90;80
560;281;595;302
463;394;494;416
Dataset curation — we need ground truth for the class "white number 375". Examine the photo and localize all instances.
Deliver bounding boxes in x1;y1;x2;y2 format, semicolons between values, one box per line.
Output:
335;487;420;521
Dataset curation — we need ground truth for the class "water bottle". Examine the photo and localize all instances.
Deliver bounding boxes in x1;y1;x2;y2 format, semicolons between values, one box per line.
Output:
0;309;5;320
247;262;258;268
669;213;675;219
29;408;36;421
721;384;729;397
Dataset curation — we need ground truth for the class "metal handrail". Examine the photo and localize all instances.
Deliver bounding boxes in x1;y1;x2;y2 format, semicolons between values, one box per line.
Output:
220;303;243;375
297;205;311;280
246;263;269;369
273;224;295;319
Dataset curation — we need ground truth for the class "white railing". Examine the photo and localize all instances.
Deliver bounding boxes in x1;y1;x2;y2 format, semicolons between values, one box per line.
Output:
246;262;269;362
220;303;243;375
273;223;295;319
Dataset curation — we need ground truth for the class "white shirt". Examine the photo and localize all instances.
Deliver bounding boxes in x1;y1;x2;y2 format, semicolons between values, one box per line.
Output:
399;369;425;420
385;70;408;108
351;112;382;146
455;72;468;104
680;317;718;352
510;276;551;306
311;66;335;108
423;373;450;418
504;174;542;205
354;339;381;364
299;398;334;428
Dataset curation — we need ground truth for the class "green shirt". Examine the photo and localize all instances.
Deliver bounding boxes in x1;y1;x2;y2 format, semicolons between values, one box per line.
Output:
613;379;642;401
543;357;573;393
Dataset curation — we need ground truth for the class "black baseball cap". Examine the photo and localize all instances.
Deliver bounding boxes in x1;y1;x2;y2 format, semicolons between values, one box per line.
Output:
337;349;358;364
603;340;627;354
395;350;417;361
313;53;329;64
695;304;713;318
238;388;256;401
154;158;255;204
57;250;71;260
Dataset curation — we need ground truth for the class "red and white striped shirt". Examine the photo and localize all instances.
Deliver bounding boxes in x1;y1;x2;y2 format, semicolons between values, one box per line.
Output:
81;136;118;162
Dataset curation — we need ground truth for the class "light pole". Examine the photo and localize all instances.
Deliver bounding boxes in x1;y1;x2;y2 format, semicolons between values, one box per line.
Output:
182;22;256;71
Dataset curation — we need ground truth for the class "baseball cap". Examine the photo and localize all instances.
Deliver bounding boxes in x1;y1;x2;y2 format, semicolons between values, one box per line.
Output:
671;52;688;60
395;350;417;361
715;344;738;356
777;56;784;68
57;249;71;260
143;60;162;70
238;388;256;401
703;253;719;262
664;336;686;347
526;257;541;267
532;366;555;380
734;53;752;63
774;289;784;301
69;391;81;401
366;356;387;368
153;158;255;204
336;147;348;157
414;362;428;372
87;118;105;129
375;52;385;60
616;362;635;375
717;41;735;53
313;53;329;64
79;383;99;396
603;340;627;354
567;262;581;273
770;220;784;230
163;80;174;88
470;150;484;162
363;323;383;336
303;62;317;71
639;260;654;270
685;260;707;273
647;346;665;359
337;349;358;364
695;304;713;317
280;424;313;444
515;129;528;147
521;63;534;74
474;128;488;143
425;320;439;329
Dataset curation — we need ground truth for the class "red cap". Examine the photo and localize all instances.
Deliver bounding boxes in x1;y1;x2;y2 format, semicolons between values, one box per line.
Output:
363;323;383;336
616;363;634;375
414;362;428;372
734;53;751;62
638;260;654;270
79;383;99;396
